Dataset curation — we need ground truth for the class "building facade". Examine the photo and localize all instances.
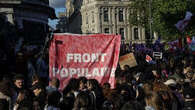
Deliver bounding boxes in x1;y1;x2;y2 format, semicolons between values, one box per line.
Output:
65;0;148;43
0;0;56;43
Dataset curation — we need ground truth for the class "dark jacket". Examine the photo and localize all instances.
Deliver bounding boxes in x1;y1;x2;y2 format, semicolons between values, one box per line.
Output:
182;101;195;110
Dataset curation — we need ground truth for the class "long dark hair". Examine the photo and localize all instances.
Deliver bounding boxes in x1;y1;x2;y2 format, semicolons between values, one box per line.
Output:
0;79;14;97
73;91;93;110
63;78;79;97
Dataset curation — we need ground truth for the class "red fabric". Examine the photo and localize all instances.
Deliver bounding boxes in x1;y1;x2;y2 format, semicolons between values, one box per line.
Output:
186;35;192;44
178;37;182;49
146;55;152;62
49;33;121;90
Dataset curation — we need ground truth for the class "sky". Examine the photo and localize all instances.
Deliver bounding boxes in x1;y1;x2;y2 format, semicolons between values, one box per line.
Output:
49;0;66;29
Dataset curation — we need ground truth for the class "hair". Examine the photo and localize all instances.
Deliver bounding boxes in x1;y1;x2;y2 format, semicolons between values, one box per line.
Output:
121;101;144;110
145;92;165;110
50;78;60;89
103;82;111;89
73;91;93;110
143;83;153;95
47;91;61;107
0;80;13;97
105;90;124;110
32;74;40;84
87;79;104;109
63;78;79;97
60;96;74;110
13;74;24;82
87;79;101;91
117;83;136;101
78;77;87;84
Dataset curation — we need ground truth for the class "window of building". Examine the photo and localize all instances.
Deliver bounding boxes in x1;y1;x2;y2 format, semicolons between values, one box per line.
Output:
134;28;139;40
119;9;124;22
104;9;108;22
104;28;109;33
92;12;94;23
119;28;125;40
86;14;88;24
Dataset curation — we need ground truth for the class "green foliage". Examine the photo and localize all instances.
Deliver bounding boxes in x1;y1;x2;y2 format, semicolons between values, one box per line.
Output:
129;0;149;28
129;0;195;41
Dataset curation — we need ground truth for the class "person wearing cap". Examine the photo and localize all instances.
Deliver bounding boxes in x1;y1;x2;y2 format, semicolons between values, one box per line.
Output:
13;74;25;104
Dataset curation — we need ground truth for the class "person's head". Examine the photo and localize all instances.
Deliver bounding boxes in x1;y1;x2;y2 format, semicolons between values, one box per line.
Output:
121;101;144;110
103;83;111;90
31;82;44;96
33;98;41;110
73;91;92;110
174;67;181;74
124;65;130;71
119;84;135;101
63;78;79;97
86;79;100;91
0;80;14;97
145;92;165;110
143;83;153;95
47;91;61;107
78;77;87;91
183;87;195;102
50;78;60;89
158;91;172;101
14;74;24;89
32;74;40;86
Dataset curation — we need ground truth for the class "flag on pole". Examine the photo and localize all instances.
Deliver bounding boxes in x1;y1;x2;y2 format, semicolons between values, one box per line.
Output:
186;35;192;44
146;55;156;64
175;11;193;32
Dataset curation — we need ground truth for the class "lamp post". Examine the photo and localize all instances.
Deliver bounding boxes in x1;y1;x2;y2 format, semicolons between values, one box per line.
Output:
149;0;153;44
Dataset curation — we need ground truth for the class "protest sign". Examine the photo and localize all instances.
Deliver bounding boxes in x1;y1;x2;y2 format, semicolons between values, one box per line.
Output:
119;53;137;70
175;11;193;32
49;33;121;89
153;52;163;59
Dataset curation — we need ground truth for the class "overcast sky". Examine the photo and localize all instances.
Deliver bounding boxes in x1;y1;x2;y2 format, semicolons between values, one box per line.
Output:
49;0;66;29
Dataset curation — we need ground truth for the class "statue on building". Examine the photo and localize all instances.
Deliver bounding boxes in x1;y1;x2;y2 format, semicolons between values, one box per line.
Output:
65;0;75;17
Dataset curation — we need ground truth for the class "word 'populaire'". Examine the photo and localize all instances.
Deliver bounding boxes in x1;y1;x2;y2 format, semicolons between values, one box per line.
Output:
66;53;107;63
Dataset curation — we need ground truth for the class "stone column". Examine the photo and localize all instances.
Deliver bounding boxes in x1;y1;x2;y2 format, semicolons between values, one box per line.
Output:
97;7;102;33
132;27;134;41
115;8;118;34
112;7;115;34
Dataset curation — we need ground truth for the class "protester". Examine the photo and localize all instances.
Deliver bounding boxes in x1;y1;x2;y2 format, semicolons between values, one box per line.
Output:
1;34;195;110
31;82;46;109
46;78;60;94
72;91;94;110
13;74;25;92
44;91;61;110
0;80;14;110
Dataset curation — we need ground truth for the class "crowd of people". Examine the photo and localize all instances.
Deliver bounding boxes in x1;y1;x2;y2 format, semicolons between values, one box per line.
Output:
0;37;195;110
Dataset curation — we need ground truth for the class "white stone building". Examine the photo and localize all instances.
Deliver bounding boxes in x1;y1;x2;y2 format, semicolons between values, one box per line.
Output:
65;0;147;43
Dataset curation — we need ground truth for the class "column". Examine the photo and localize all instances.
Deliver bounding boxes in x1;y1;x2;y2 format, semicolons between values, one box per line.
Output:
112;7;115;34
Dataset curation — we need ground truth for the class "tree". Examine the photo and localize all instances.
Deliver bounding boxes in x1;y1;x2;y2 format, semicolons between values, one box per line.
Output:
129;0;195;41
129;0;151;40
152;0;195;41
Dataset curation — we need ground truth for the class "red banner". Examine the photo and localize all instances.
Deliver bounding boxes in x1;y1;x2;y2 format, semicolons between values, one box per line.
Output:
49;33;121;90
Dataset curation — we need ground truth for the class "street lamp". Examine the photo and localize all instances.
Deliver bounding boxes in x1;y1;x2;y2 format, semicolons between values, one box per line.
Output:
149;0;153;43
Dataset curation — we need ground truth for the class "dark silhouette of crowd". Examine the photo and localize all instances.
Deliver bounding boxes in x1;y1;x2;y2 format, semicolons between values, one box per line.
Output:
0;33;195;110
